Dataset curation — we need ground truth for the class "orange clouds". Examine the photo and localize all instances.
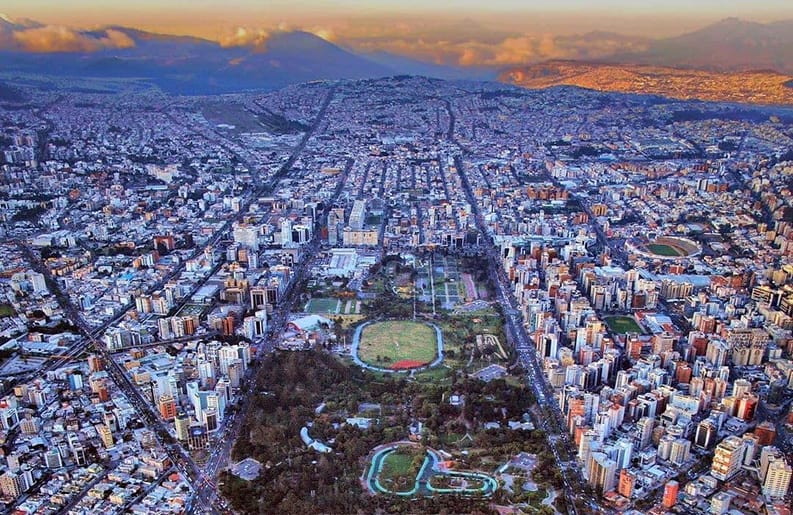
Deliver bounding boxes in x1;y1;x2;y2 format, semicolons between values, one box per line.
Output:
12;26;135;52
342;30;649;67
218;26;270;49
0;13;649;68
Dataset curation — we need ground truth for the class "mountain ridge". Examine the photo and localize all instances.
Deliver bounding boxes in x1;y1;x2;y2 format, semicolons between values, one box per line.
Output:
0;27;394;94
499;60;793;105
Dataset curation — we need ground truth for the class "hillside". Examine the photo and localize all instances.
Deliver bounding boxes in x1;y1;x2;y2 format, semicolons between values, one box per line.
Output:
499;60;793;105
618;18;793;74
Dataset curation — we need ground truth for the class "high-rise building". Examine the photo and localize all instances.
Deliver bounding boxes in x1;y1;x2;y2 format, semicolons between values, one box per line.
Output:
96;424;114;448
763;456;792;499
19;415;38;435
44;449;63;469
0;472;22;498
711;436;746;481
613;438;633;470
760;446;784;482
174;412;190;441
187;425;209;450
710;492;732;515
618;468;635;498
735;392;758;421
755;422;777;446
159;394;177;420
670;438;691;466
579;429;598;472
349;200;366;230
695;419;718;449
635;416;654;450
662;480;679;508
250;286;267;310
228;360;244;388
87;354;104;372
72;444;88;466
657;434;674;461
588;452;617;495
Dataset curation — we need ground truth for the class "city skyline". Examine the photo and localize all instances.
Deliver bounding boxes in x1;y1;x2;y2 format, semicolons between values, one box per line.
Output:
0;1;792;514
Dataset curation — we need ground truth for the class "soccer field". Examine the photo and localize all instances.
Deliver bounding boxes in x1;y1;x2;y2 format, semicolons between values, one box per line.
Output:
646;244;684;257
305;298;341;314
605;316;643;334
358;321;438;369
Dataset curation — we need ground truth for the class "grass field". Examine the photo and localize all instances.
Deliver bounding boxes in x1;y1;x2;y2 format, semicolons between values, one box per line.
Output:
646;244;684;257
380;449;423;492
305;298;341;314
0;304;14;318
358;321;437;369
605;316;643;334
306;297;362;315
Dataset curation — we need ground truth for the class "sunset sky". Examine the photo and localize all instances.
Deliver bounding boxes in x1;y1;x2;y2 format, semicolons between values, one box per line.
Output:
3;0;791;36
1;1;791;66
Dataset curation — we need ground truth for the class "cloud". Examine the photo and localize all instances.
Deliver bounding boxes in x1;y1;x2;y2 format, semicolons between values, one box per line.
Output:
11;26;135;52
332;23;650;67
1;16;648;67
310;27;337;42
218;26;270;49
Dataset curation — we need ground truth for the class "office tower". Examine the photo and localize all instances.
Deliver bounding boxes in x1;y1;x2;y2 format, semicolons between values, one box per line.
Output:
735;393;758;421
732;378;752;397
670;438;691;466
636;417;654;450
588;452;617;495
44;449;63;469
657;434;674;461
174;412;190;441
694;419;717;449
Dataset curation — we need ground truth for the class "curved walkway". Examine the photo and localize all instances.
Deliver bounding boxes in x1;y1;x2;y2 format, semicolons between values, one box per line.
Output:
364;442;497;498
351;320;444;373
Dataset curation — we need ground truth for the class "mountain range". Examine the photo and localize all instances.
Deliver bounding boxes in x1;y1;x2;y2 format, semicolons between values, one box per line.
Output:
0;20;395;94
608;18;793;74
0;16;791;99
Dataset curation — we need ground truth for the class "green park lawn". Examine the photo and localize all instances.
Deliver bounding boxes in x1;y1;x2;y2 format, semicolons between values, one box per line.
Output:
358;321;437;368
379;449;424;492
0;304;15;318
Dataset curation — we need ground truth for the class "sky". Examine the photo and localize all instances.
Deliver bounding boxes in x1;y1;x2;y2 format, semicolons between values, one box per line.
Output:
3;0;791;36
1;1;791;66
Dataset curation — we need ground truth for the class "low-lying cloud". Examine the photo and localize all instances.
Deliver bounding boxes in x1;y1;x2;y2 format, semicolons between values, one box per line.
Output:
342;30;649;67
11;26;135;52
218;26;270;49
0;15;649;67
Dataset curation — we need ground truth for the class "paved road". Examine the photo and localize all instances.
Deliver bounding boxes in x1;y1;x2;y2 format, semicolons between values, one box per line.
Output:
4;85;341;515
452;151;593;515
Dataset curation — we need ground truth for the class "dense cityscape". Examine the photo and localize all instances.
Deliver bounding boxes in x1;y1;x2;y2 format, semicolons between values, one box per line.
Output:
1;24;792;515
